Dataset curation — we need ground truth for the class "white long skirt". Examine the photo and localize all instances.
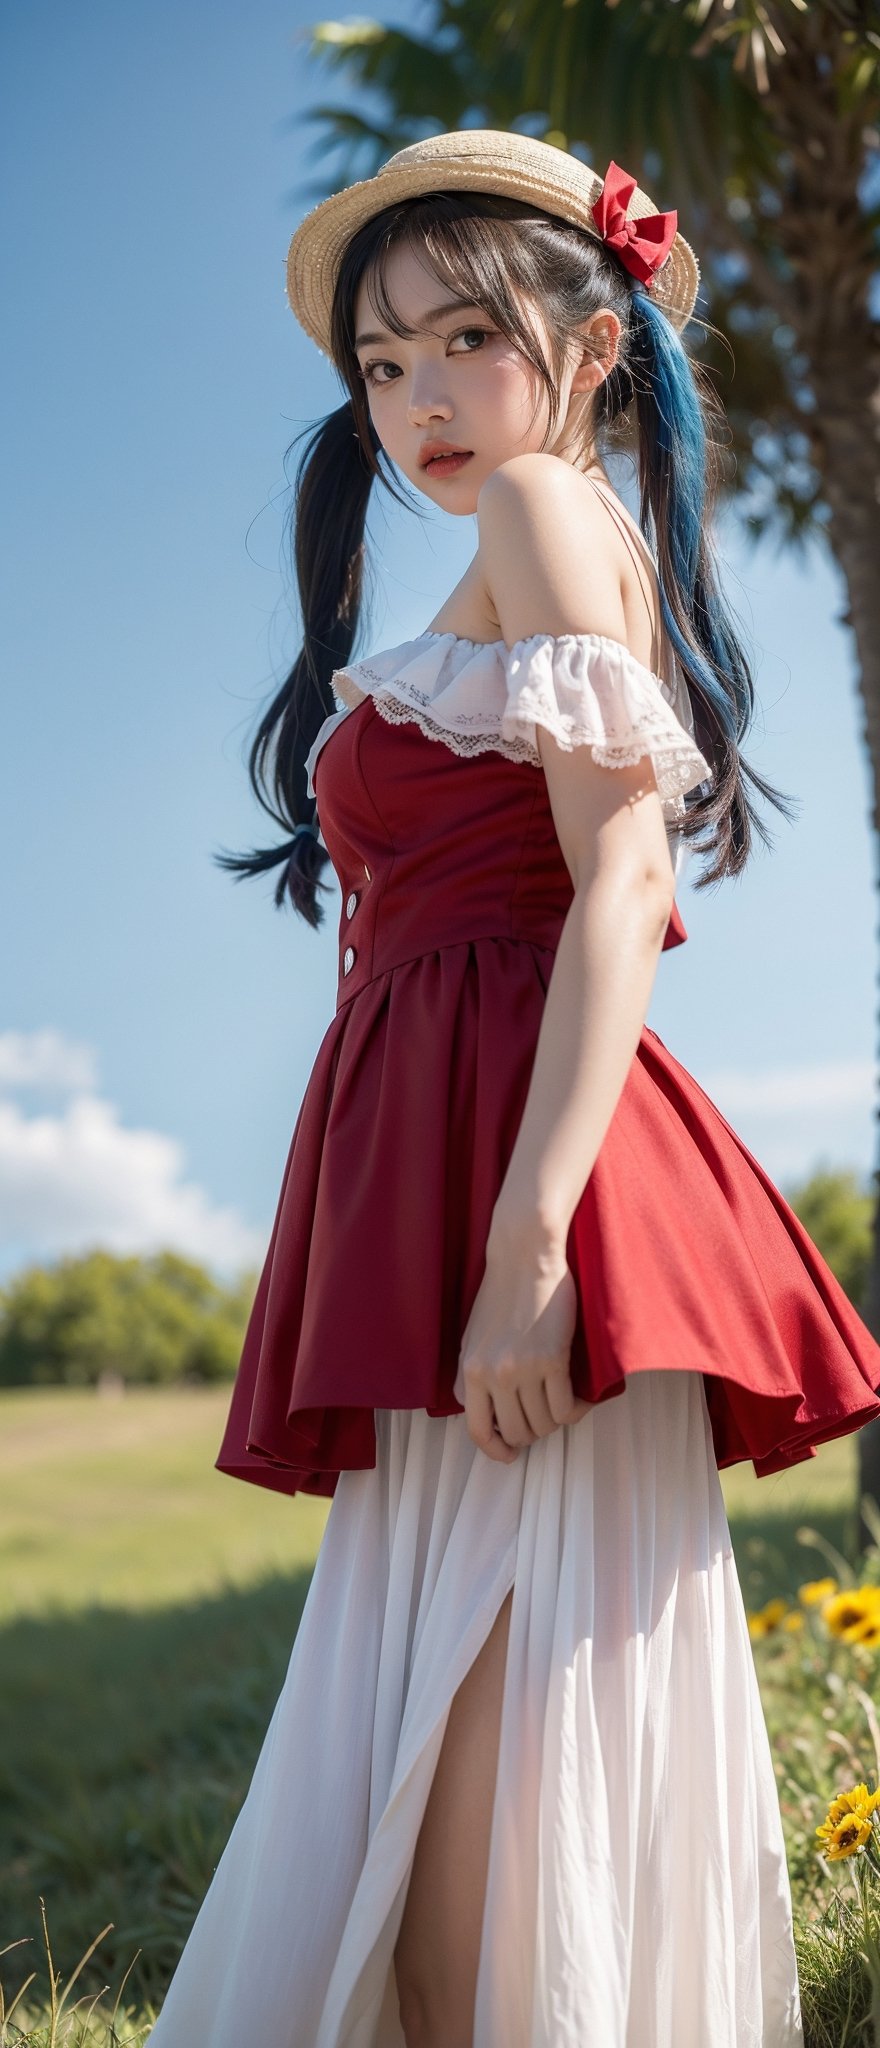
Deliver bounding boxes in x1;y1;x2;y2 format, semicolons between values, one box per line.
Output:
146;1370;804;2046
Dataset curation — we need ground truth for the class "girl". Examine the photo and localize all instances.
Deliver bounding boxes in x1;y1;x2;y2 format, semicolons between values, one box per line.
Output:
148;130;880;2047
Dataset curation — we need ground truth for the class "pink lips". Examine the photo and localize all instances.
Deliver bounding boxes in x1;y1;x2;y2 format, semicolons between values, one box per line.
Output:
424;451;473;477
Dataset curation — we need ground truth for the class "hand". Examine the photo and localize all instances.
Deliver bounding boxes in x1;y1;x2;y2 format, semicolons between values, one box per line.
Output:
453;1231;593;1463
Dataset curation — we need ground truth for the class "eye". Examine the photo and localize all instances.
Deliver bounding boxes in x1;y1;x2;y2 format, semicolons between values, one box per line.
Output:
447;325;493;354
359;358;401;388
359;325;495;387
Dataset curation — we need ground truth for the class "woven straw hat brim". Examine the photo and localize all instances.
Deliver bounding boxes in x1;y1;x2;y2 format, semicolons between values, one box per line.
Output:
286;129;700;356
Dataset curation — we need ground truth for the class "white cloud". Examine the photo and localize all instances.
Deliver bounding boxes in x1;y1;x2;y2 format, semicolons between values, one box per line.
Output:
685;1055;875;1190
0;1031;265;1277
0;1027;99;1094
698;1057;875;1119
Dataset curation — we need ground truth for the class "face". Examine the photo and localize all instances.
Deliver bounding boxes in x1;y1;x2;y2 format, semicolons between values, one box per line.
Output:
352;240;619;516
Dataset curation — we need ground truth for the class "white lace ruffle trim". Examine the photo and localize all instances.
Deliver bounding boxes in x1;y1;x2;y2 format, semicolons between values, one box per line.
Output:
306;630;713;829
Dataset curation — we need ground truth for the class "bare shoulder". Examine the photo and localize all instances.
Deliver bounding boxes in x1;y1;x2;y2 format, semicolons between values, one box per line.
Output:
478;449;597;506
475;454;628;646
477;454;674;897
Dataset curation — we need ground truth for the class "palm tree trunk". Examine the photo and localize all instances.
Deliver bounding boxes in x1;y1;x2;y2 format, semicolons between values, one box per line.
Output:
752;9;880;1560
813;412;880;1557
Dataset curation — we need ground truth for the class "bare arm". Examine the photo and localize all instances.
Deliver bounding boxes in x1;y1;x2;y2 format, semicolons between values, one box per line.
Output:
453;454;677;1461
489;825;673;1249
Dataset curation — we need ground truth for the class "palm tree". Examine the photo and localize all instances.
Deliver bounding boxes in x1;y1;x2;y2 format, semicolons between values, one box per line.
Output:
289;0;880;1547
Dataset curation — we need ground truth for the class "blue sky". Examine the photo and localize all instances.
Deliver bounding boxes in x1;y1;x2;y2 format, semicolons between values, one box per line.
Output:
1;0;877;1286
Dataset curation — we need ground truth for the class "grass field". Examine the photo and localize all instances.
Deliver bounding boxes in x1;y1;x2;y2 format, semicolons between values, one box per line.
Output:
1;1385;876;2042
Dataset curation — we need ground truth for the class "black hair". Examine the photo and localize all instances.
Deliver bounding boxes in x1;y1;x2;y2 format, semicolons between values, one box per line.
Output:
216;190;797;927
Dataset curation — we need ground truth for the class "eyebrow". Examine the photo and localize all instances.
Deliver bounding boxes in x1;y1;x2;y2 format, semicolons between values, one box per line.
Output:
354;300;486;349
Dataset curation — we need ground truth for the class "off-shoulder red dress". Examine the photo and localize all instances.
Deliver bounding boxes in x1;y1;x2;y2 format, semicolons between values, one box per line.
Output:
215;625;880;1502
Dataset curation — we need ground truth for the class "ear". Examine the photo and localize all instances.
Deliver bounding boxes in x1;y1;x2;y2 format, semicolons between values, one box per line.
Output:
568;311;621;396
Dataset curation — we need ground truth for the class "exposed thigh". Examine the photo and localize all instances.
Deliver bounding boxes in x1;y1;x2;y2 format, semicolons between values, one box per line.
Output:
394;1584;514;2028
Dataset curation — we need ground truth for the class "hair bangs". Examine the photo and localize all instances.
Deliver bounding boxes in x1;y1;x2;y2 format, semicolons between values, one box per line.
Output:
335;196;572;442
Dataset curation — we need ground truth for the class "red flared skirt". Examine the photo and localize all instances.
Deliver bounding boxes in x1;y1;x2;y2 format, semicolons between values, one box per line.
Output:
216;937;880;1498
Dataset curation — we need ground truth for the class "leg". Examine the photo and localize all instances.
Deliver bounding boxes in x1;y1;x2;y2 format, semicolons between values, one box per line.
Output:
393;1584;513;2048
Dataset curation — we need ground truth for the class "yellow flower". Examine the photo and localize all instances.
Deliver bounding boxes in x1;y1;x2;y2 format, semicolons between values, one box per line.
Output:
799;1577;839;1606
748;1596;802;1638
815;1811;874;1860
816;1782;880;1859
821;1588;880;1640
834;1783;879;1819
782;1611;804;1632
853;1613;880;1647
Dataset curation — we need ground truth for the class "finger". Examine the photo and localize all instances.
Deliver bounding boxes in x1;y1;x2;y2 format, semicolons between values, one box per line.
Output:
517;1376;562;1439
544;1363;590;1427
491;1384;538;1451
465;1378;519;1462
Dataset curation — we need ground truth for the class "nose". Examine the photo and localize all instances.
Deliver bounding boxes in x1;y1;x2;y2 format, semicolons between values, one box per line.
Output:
406;379;454;426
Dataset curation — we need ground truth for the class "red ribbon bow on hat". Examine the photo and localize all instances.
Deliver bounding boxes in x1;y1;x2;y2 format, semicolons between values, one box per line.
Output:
591;160;677;289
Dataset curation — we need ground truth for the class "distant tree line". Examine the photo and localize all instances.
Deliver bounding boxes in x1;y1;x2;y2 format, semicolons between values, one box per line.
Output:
0;1168;871;1387
0;1249;259;1387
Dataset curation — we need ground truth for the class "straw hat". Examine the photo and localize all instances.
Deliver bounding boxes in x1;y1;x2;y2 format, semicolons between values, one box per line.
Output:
286;128;700;356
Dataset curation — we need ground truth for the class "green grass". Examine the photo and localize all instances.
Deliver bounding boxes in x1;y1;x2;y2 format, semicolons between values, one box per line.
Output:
1;1387;330;2036
0;1385;330;1620
1;1387;878;2044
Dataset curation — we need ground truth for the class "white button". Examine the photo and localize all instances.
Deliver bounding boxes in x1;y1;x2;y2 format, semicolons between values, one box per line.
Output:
343;945;355;974
345;891;358;918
